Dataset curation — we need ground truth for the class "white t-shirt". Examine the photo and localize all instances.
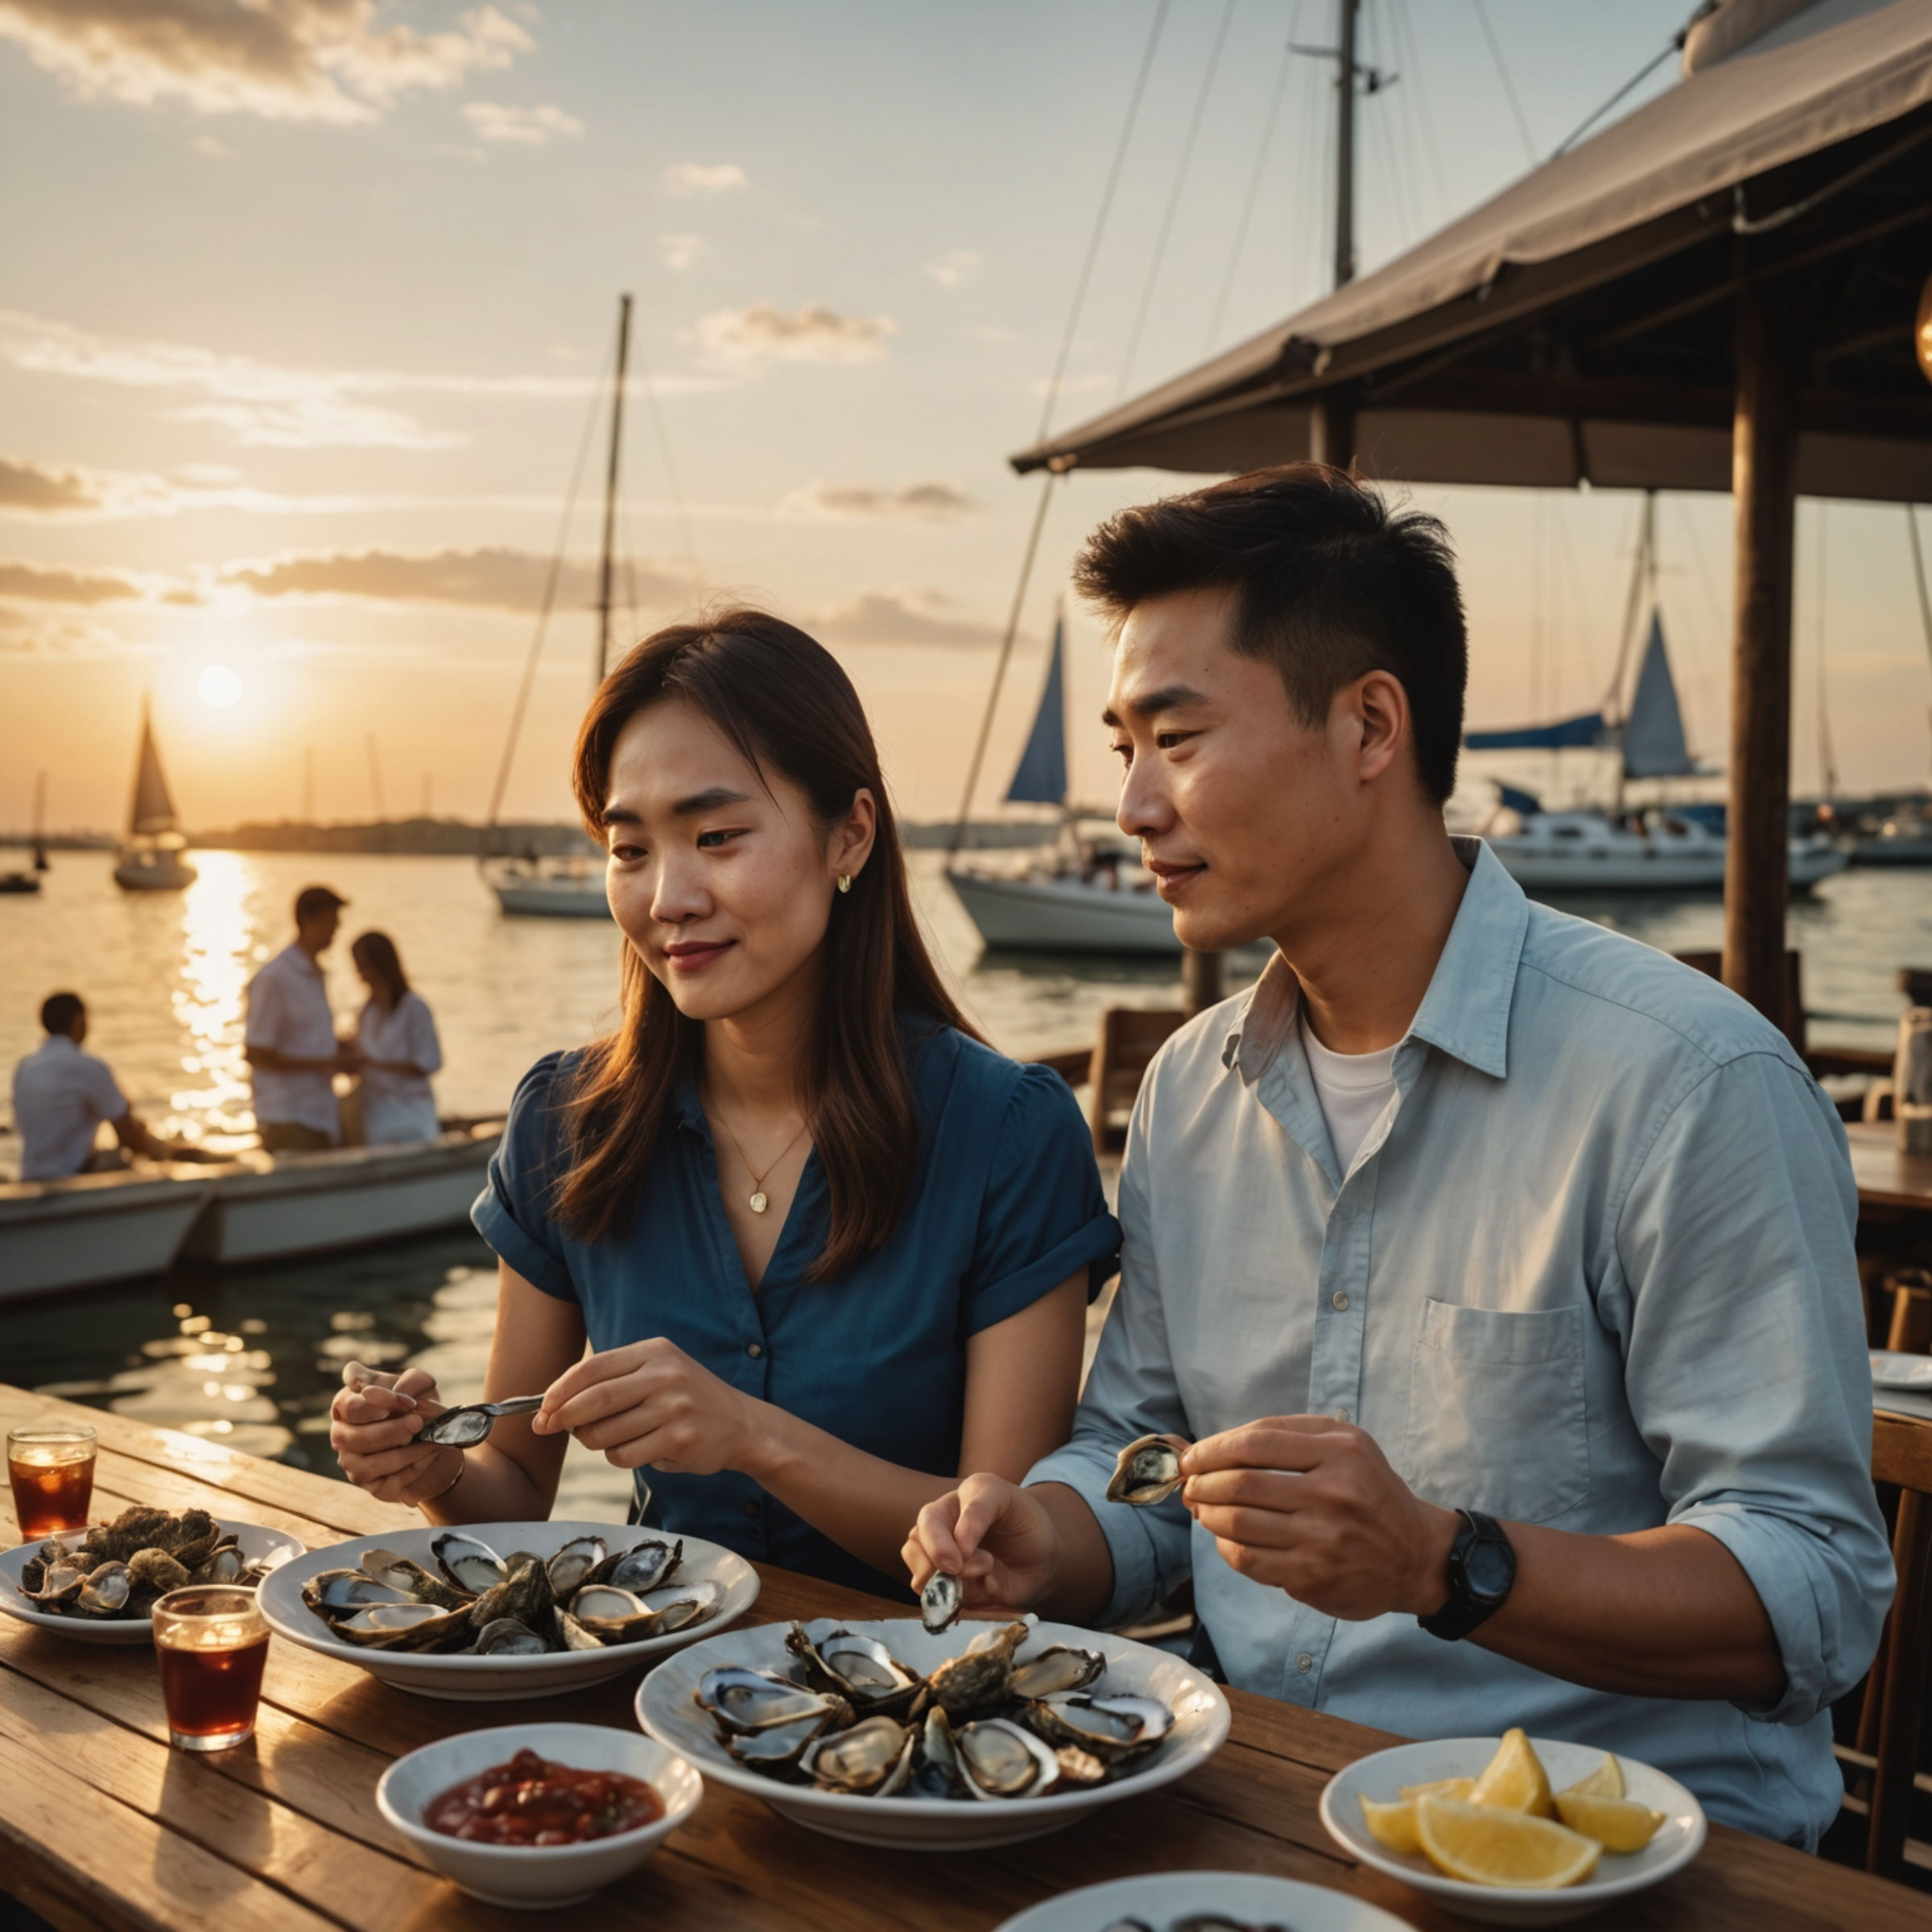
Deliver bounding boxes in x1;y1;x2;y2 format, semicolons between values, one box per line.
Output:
244;943;341;1139
1299;1013;1400;1176
356;990;443;1145
12;1034;128;1181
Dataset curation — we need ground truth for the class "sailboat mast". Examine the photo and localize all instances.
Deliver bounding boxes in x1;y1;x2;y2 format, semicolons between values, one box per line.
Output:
595;294;633;686
1333;0;1359;289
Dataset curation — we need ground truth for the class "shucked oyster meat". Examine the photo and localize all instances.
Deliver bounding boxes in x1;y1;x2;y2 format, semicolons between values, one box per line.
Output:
1104;1434;1189;1508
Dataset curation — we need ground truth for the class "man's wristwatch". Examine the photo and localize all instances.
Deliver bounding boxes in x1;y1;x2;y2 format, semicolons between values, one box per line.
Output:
1418;1508;1516;1641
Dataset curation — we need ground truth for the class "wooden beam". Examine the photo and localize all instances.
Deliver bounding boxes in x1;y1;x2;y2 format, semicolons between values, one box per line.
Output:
1724;280;1801;1023
1311;389;1357;469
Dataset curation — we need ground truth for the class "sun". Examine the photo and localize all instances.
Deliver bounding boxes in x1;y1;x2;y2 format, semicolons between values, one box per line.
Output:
197;663;243;709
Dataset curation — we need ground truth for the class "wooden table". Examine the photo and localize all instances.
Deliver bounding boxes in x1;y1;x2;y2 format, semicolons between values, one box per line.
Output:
0;1385;1919;1932
1847;1120;1932;1220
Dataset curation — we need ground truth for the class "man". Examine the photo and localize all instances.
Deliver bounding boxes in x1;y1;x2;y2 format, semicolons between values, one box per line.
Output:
244;884;357;1152
906;464;1890;1847
13;993;197;1179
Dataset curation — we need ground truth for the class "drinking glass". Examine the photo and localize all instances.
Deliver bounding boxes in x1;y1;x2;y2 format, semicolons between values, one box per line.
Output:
6;1424;97;1539
152;1585;270;1752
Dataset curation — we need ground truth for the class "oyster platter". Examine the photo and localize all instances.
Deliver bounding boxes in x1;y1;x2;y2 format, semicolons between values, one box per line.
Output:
258;1521;759;1700
0;1506;306;1646
638;1615;1231;1851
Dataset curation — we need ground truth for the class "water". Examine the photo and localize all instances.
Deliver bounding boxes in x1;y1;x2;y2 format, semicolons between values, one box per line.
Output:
5;845;1930;1517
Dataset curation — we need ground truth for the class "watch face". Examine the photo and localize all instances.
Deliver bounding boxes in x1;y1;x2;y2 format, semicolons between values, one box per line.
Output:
1464;1538;1514;1601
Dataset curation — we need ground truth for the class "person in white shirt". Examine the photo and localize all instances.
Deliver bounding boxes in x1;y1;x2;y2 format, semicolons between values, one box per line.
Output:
244;884;357;1153
349;930;443;1145
13;992;196;1180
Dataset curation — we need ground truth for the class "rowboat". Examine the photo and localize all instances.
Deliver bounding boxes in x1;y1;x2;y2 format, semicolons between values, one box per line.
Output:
0;1123;502;1302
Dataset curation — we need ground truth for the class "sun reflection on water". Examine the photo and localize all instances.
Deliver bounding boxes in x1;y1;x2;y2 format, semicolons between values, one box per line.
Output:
168;850;267;1149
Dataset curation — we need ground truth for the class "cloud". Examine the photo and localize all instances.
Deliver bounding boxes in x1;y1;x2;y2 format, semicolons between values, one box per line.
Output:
462;99;581;145
191;133;232;159
0;312;727;451
925;248;980;289
812;589;1003;650
781;479;974;522
221;543;693;611
0;1;530;124
691;303;895;369
661;160;745;196
0;605;131;656
0;558;200;604
657;232;708;273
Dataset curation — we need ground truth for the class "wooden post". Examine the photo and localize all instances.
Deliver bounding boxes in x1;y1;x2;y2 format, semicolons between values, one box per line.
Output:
1311;390;1356;471
1182;946;1224;1016
1723;281;1800;1026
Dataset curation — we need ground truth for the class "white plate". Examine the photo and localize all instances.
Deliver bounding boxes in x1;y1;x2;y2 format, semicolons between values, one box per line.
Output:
995;1870;1416;1932
258;1521;758;1701
376;1720;702;1909
1871;1350;1932;1391
0;1521;306;1646
1319;1736;1707;1926
635;1614;1230;1852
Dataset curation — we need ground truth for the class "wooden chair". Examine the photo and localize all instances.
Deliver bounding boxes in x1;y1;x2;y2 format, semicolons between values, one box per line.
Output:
1835;1410;1932;1880
1086;1007;1185;1154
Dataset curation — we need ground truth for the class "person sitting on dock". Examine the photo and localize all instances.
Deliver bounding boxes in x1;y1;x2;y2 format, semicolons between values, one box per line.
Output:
349;929;443;1146
12;992;200;1179
244;884;357;1154
904;462;1893;1850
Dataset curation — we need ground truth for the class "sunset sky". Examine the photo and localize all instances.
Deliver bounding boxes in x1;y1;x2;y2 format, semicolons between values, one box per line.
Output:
4;0;1930;834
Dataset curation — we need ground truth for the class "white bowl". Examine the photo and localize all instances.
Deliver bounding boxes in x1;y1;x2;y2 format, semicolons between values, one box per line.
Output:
636;1614;1230;1852
1319;1736;1708;1926
376;1720;700;1909
995;1870;1418;1932
0;1521;305;1646
257;1521;757;1700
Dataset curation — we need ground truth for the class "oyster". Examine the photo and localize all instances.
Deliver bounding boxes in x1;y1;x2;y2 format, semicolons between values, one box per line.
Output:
1024;1691;1174;1765
474;1616;551;1656
76;1562;134;1616
786;1624;923;1715
554;1609;606;1652
429;1530;509;1594
87;1506;174;1564
465;1558;555;1635
919;1620;1030;1719
955;1717;1061;1800
585;1538;681;1594
189;1542;247;1587
800;1716;915;1797
26;1556;92;1609
126;1548;192;1596
726;1713;832;1775
919;1570;964;1635
543;1534;607;1597
911;1705;964;1798
566;1579;720;1646
634;1578;724;1637
357;1550;473;1611
1053;1744;1110;1785
332;1601;473;1651
697;1666;846;1734
1009;1642;1106;1700
303;1570;418;1620
1104;1434;1187;1508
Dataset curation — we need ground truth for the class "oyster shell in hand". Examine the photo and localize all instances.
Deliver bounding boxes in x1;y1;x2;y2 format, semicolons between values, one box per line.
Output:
1104;1434;1189;1507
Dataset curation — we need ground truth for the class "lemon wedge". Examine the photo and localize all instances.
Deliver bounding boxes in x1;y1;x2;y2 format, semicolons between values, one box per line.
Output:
1359;1795;1423;1856
1398;1775;1476;1802
1469;1727;1556;1817
1554;1792;1666;1853
1559;1752;1625;1801
1415;1795;1603;1889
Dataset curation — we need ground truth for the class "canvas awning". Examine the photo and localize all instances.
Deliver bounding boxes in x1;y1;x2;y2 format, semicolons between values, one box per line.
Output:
1012;0;1932;500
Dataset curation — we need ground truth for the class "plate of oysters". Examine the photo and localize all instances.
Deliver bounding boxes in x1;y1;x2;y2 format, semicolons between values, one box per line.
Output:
636;1611;1231;1852
257;1521;758;1700
0;1505;304;1645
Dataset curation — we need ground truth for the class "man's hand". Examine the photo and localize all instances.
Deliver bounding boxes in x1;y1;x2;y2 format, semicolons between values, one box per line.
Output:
532;1338;758;1476
1181;1416;1459;1621
902;1474;1063;1613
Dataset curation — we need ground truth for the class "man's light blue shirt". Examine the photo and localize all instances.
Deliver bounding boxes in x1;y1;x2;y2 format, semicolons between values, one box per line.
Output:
1030;838;1891;1847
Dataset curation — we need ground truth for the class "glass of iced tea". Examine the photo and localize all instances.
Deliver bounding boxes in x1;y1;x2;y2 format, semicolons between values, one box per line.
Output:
6;1423;97;1539
152;1585;270;1752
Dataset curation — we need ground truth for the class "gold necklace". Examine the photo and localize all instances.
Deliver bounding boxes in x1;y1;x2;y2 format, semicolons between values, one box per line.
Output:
708;1105;810;1215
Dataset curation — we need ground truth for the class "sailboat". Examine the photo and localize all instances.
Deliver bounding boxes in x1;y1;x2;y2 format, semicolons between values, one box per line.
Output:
112;701;197;892
480;295;632;920
0;770;47;894
945;615;1269;956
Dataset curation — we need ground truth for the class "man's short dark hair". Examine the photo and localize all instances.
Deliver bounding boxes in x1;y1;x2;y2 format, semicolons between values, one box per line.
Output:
1073;462;1468;804
40;992;84;1036
293;884;347;924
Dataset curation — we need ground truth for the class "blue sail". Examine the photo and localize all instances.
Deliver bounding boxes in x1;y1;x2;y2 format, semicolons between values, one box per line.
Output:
1005;614;1068;806
1464;711;1608;751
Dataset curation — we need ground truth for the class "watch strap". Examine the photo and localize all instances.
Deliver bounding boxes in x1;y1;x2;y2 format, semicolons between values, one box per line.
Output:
1418;1507;1515;1642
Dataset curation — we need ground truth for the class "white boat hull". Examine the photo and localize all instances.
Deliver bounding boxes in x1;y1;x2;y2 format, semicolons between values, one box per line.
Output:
491;879;611;919
0;1170;216;1300
1487;820;1848;894
114;853;197;891
946;867;1273;959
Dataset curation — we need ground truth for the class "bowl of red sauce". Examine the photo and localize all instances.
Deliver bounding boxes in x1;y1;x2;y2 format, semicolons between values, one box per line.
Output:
376;1722;701;1907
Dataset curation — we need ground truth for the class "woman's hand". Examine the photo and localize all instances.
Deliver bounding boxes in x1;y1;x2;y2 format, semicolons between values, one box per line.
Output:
533;1338;760;1476
329;1364;461;1507
902;1474;1063;1614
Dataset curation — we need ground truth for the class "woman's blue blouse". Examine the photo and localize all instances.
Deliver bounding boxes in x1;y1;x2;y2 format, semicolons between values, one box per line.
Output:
470;1024;1121;1598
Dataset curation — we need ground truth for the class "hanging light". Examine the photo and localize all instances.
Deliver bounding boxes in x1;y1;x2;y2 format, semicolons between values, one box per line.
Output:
1919;268;1932;386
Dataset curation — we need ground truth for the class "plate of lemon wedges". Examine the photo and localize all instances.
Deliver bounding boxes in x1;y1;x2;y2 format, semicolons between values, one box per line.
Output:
1319;1728;1706;1925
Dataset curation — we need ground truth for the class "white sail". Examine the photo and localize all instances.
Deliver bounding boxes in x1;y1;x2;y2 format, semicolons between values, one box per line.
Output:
127;702;180;836
1620;612;1693;780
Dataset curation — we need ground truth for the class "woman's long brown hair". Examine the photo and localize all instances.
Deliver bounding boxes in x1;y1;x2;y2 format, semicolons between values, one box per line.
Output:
555;609;978;1279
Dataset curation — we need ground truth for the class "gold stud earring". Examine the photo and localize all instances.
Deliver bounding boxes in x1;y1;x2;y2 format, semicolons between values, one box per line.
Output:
837;874;852;894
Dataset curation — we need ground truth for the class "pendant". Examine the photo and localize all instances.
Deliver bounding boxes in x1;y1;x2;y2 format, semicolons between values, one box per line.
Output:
749;1191;769;1215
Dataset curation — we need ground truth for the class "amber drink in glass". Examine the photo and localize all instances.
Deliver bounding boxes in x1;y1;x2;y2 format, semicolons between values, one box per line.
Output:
152;1585;269;1751
6;1424;97;1538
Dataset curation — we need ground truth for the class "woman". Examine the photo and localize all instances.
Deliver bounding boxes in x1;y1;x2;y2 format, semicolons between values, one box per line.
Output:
330;611;1118;1596
348;930;443;1145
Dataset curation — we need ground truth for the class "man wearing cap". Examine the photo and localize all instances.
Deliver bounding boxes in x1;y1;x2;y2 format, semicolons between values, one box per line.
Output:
244;885;357;1153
